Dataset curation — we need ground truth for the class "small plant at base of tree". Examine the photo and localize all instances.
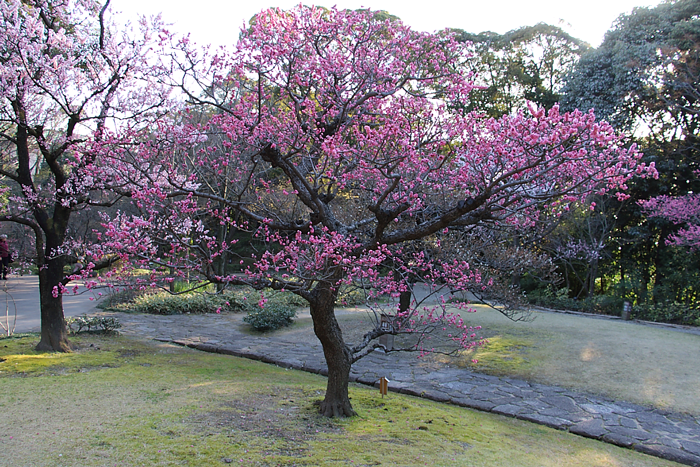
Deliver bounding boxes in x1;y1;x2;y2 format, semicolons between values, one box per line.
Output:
65;315;122;334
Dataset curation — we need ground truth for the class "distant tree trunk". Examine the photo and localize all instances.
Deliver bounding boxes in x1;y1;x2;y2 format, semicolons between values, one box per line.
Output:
216;220;228;293
652;226;670;303
587;259;598;297
394;270;411;314
309;281;356;417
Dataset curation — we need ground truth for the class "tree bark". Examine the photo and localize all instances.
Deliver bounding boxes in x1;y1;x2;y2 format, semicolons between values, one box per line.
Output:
36;256;74;352
309;283;356;417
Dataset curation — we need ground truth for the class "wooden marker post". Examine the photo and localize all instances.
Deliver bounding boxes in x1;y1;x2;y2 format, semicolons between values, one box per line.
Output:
379;377;389;397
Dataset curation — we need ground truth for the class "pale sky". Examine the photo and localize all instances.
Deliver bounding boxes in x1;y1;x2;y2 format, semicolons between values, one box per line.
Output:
112;0;657;48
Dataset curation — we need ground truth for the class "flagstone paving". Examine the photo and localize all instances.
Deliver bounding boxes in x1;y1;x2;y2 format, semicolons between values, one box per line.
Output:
102;310;700;467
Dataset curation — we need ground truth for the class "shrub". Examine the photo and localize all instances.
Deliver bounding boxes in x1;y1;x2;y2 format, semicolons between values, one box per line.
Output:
97;284;304;324
526;287;624;316
632;302;700;326
97;287;152;311
243;301;297;332
65;315;122;334
336;285;367;306
129;291;249;315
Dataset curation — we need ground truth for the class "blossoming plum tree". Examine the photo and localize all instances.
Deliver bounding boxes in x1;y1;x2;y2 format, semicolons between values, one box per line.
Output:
0;0;170;350
101;6;654;416
641;194;700;249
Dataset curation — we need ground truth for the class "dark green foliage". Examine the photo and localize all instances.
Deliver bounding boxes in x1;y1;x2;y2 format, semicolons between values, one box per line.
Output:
454;23;587;118
561;0;700;132
127;292;246;315
243;301;297;331
526;287;625;316
99;286;303;333
632;302;700;326
547;0;700;318
101;287;252;315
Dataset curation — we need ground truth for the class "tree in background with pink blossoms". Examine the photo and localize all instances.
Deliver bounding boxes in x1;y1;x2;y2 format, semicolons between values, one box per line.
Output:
641;192;700;249
0;0;171;351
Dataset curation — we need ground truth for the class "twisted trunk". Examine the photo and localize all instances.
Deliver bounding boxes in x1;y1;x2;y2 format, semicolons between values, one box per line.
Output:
309;282;356;417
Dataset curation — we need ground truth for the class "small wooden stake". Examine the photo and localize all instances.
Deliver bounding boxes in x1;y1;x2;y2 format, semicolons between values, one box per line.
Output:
379;377;389;397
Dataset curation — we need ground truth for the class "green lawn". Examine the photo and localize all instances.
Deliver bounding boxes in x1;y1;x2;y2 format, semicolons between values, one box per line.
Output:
0;333;680;467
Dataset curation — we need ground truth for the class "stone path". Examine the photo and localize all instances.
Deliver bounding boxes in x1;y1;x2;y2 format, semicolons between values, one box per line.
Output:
102;310;700;467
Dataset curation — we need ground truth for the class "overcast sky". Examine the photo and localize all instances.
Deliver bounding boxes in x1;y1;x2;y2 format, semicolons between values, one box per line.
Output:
111;0;658;48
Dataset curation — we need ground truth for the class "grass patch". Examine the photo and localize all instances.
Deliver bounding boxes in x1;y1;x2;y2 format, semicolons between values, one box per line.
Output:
456;335;537;375
0;334;678;466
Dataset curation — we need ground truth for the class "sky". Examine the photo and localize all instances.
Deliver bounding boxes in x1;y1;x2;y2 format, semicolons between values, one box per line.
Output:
112;0;658;48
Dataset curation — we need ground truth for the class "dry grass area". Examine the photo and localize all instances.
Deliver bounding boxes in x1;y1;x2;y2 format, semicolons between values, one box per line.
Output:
0;333;681;467
274;304;700;416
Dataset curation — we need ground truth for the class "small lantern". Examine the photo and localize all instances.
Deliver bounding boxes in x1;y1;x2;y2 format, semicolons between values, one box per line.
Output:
378;314;394;351
621;301;632;321
380;314;393;332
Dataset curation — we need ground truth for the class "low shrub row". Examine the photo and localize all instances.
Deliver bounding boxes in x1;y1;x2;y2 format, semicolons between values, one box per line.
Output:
527;293;625;316
100;285;305;332
631;301;700;326
528;291;700;326
98;282;371;332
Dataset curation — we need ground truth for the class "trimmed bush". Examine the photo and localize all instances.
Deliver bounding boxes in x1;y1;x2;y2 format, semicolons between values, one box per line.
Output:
336;285;367;306
128;291;249;315
243;301;297;331
98;285;304;332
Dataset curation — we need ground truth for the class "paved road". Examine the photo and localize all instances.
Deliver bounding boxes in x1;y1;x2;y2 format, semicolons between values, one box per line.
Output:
0;275;98;334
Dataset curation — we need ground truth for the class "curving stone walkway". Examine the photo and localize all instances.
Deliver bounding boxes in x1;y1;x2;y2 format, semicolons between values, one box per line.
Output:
101;310;700;467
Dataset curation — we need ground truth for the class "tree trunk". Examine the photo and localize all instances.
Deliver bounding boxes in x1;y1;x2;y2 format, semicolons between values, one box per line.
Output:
587;259;598;298
35;257;73;352
309;284;356;417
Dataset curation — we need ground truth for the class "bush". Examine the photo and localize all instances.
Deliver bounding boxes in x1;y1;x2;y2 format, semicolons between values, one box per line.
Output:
632;302;700;326
527;288;700;326
526;287;624;316
243;301;297;331
97;287;151;311
336;285;367;306
97;284;304;328
99;286;254;315
65;315;122;334
128;291;249;315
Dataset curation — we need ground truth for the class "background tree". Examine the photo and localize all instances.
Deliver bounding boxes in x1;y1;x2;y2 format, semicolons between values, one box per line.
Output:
641;193;700;248
0;0;169;350
561;0;700;304
100;6;652;417
456;24;588;118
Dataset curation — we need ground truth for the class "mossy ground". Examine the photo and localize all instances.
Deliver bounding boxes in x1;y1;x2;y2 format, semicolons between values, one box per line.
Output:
0;334;679;466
